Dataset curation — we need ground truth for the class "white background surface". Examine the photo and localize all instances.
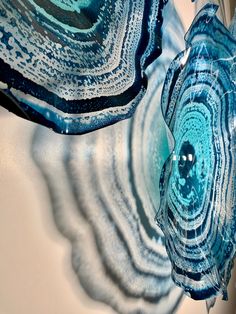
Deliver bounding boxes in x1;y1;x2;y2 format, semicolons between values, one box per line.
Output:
0;113;235;314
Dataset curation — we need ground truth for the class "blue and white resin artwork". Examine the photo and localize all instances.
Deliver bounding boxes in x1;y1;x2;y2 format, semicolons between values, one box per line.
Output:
0;0;167;134
0;0;236;313
156;3;236;301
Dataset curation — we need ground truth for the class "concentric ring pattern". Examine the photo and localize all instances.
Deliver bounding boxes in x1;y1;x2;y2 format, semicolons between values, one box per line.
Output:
0;0;167;134
31;3;185;313
156;4;236;300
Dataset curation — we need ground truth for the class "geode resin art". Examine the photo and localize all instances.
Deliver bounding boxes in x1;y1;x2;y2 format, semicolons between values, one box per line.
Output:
0;0;167;134
0;0;236;314
157;3;236;301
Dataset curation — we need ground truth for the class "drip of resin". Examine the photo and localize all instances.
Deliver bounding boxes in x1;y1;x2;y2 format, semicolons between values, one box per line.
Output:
31;3;185;313
206;297;216;313
0;0;167;134
156;4;236;300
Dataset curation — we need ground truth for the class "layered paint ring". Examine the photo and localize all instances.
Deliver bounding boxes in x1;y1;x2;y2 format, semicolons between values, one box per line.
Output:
157;4;236;300
0;0;167;134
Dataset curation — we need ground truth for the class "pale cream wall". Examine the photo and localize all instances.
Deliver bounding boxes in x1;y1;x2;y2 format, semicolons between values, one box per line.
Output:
0;112;235;314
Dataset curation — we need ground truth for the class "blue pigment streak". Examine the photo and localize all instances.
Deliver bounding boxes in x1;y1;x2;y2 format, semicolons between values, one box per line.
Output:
0;0;167;134
156;4;236;301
